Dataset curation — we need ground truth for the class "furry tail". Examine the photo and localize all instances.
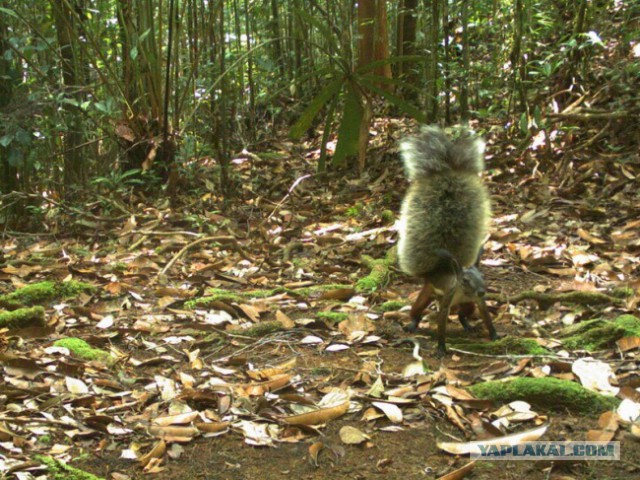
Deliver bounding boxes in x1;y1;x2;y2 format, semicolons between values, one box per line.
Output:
400;125;486;181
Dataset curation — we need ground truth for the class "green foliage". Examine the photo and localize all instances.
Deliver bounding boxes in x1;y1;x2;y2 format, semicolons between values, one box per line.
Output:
37;435;52;445
0;306;45;329
452;336;550;356
242;320;286;337
1;280;95;306
378;300;407;312
316;311;349;324
1;0;636;202
289;54;427;172
561;315;640;351
332;83;365;168
380;210;395;225
345;203;365;218
356;251;396;293
53;338;110;363
36;455;105;480
470;377;619;416
92;169;145;193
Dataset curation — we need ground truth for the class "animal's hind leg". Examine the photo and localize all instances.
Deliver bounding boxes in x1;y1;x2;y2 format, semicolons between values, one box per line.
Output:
405;282;434;332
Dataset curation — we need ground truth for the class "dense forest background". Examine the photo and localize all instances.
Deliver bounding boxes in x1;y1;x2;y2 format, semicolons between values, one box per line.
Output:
1;0;637;225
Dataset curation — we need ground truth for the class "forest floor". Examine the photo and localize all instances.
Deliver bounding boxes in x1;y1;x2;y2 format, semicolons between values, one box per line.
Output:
1;118;639;480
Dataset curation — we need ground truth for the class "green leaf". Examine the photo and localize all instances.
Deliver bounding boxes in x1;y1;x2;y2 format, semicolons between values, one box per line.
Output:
8;147;23;167
0;7;19;18
15;129;32;146
533;106;542;128
0;134;12;147
289;77;343;139
61;98;80;108
332;84;363;168
318;94;339;173
139;28;151;43
520;112;529;135
95;101;108;113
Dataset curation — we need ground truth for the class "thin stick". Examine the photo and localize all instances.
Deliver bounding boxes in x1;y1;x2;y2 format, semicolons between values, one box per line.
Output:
159;235;249;277
264;173;313;224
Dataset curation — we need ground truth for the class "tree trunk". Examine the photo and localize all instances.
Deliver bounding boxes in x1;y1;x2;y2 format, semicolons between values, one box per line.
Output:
0;10;18;196
426;0;440;122
270;0;286;77
396;0;418;100
443;0;451;124
509;0;527;117
51;0;87;197
357;0;391;80
358;0;375;69
459;0;470;121
243;0;255;131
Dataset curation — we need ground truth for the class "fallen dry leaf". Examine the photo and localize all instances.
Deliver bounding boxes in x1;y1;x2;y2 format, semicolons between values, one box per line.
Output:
586;411;619;442
195;421;231;434
309;441;324;466
437;460;476;480
152;412;199;426
283;401;349;426
148;425;199;441
371;401;403;423
438;424;548;455
244;373;292;396
138;439;167;467
339;426;370;445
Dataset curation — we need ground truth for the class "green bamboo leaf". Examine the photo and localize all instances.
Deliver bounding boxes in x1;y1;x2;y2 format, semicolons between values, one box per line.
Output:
332;84;363;168
0;135;12;147
318;94;339;173
0;7;18;18
520;112;529;135
289;78;343;139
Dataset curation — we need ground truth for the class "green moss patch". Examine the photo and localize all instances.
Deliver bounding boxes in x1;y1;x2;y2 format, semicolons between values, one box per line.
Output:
317;311;349;324
53;337;110;363
291;284;352;298
1;281;95;306
379;300;408;312
498;290;622;310
356;248;397;293
186;285;353;309
0;306;45;329
380;210;395;225
36;456;105;480
186;289;244;308
242;320;286;337
561;315;640;351
452;336;550;356
470;377;619;415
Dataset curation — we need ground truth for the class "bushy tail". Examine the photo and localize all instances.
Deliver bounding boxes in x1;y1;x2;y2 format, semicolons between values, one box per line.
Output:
400;125;486;181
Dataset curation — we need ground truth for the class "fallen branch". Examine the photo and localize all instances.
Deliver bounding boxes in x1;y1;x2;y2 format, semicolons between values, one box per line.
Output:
159;235;250;277
548;110;630;121
488;290;623;310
